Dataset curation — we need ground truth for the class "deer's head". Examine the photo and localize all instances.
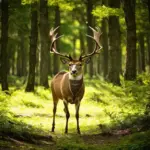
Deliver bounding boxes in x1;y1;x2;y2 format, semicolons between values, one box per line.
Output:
49;26;102;79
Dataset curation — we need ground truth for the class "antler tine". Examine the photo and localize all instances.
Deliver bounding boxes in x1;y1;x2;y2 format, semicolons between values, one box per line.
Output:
49;26;71;60
89;26;102;47
81;26;102;60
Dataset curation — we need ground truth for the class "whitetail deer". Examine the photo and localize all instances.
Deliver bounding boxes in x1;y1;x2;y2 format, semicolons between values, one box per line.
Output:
50;26;102;134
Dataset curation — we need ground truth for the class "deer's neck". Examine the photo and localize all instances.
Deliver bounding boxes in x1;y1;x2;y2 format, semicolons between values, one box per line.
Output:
69;73;83;80
68;73;83;97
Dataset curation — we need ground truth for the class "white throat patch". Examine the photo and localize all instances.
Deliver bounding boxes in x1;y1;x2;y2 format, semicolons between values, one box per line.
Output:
69;73;83;80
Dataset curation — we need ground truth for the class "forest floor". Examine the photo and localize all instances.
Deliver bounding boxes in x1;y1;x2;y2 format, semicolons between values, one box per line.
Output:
0;132;133;150
0;75;150;149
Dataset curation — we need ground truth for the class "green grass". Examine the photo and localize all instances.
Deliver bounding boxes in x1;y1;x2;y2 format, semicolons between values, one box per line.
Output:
0;74;150;149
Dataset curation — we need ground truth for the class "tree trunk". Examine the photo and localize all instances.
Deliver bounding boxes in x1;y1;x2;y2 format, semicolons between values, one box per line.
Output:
86;0;94;78
1;0;9;91
53;6;60;75
25;1;38;92
97;54;102;75
79;30;87;74
17;33;27;77
138;33;145;72
137;45;142;74
147;0;150;22
101;18;109;79
123;0;137;80
147;35;150;72
39;0;49;88
16;45;22;76
21;35;27;76
107;0;121;85
11;53;15;75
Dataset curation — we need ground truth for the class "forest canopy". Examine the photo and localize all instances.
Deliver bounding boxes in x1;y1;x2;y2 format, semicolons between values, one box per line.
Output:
0;0;150;90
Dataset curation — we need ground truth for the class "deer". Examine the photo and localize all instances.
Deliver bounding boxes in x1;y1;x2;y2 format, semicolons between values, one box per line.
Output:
49;26;102;134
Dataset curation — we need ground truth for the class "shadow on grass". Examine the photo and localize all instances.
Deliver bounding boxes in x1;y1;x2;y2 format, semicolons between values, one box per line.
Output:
0;112;54;149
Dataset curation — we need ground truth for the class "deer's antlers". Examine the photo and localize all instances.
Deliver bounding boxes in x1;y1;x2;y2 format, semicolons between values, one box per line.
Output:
80;26;102;60
49;26;72;60
50;26;102;61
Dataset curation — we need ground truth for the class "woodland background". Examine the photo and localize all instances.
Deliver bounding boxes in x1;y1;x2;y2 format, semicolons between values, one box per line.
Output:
0;0;150;149
0;0;150;91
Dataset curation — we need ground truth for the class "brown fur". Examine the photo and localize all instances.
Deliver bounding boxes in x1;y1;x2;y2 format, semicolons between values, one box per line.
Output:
51;71;85;134
51;72;84;104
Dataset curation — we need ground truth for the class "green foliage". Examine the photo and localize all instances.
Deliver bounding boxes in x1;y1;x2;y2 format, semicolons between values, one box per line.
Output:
113;131;150;150
57;143;99;150
48;0;74;11
21;0;38;5
0;76;150;149
92;5;124;22
0;91;9;126
136;0;150;34
56;131;150;150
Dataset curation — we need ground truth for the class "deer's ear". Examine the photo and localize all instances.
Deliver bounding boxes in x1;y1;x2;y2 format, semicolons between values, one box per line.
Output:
60;58;70;64
83;57;91;64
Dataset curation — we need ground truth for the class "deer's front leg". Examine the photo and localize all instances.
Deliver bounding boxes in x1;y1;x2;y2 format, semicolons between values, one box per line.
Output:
51;99;58;132
63;101;70;134
75;101;81;134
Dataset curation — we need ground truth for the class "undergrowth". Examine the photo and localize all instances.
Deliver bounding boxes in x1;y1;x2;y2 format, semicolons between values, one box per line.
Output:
0;73;150;149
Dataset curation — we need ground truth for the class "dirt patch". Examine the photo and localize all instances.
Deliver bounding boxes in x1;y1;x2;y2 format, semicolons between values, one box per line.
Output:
82;134;121;146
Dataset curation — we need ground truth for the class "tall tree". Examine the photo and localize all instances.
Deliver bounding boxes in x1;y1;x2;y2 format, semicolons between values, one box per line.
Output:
79;30;87;73
25;1;38;92
0;1;1;83
53;6;60;75
147;35;150;72
1;0;9;91
123;0;137;80
143;0;150;22
39;0;49;88
138;33;145;72
101;0;109;79
86;0;94;77
101;18;109;78
107;0;121;85
17;30;27;77
8;1;29;77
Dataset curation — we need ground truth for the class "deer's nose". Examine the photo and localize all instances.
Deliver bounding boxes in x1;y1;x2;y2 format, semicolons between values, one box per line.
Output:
72;70;77;74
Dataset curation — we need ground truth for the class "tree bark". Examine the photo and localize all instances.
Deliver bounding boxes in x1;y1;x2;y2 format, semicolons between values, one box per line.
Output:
101;18;109;79
16;45;22;76
107;0;121;85
123;0;137;80
86;0;94;78
138;33;145;72
147;0;150;22
16;34;27;77
147;34;150;72
137;45;142;74
39;0;49;88
1;0;9;91
79;30;87;73
53;6;60;75
21;35;27;76
25;1;38;92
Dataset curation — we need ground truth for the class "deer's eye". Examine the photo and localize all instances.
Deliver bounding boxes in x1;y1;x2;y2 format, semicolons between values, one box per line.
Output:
69;64;72;66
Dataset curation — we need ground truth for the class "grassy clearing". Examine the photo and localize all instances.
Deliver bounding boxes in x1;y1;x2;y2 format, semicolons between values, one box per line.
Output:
0;74;150;149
